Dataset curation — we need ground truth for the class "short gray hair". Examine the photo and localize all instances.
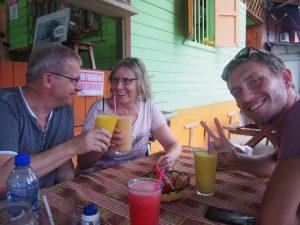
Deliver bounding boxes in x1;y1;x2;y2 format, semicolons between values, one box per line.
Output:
222;49;286;82
26;43;82;83
110;57;152;102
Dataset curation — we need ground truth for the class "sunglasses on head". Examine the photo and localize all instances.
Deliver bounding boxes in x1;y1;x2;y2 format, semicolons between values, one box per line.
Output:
221;47;268;80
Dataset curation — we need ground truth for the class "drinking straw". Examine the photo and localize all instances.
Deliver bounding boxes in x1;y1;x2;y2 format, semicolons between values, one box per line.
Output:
42;195;55;225
102;97;105;112
155;168;166;190
208;133;211;155
113;96;117;114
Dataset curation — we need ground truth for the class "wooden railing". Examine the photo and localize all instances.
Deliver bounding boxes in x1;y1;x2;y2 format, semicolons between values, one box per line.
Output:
0;61;27;87
0;60;111;135
242;0;264;23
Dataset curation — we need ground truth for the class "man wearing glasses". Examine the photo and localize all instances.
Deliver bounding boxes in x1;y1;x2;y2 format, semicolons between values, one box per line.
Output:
201;47;300;224
0;43;111;197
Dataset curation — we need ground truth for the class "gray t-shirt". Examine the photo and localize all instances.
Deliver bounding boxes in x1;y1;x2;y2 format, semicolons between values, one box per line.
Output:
0;87;74;189
81;99;166;172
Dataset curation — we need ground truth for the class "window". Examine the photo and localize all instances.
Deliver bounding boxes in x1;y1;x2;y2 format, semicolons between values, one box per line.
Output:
188;0;215;46
188;0;240;47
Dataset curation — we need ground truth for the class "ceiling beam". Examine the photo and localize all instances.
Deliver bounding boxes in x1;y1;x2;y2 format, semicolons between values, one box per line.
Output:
268;0;300;6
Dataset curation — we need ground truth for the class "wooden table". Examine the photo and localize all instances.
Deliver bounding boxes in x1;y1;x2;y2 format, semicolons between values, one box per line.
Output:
41;147;268;224
224;123;278;149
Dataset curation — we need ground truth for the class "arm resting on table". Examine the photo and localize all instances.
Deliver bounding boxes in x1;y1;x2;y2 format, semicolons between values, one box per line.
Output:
0;155;15;195
152;124;182;167
0;141;75;193
258;158;300;225
234;151;277;178
77;151;105;170
56;160;75;183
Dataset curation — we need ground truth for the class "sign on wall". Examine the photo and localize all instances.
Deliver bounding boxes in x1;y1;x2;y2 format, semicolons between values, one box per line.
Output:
77;69;104;96
33;8;70;50
9;0;18;20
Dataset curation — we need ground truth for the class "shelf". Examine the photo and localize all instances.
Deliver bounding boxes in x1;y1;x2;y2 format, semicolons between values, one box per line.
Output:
268;42;300;54
268;42;300;46
63;0;139;18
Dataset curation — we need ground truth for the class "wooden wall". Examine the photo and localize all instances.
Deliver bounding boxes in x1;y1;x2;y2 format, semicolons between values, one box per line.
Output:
246;10;279;49
0;60;27;87
246;24;263;48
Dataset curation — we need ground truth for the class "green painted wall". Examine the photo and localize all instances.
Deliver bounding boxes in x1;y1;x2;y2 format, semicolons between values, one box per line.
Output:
80;17;116;70
130;0;246;111
246;16;256;26
8;0;27;50
8;1;116;70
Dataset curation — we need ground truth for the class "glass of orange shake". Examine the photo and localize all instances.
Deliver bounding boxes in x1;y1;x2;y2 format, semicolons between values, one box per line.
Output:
193;149;217;196
95;114;118;136
115;116;132;152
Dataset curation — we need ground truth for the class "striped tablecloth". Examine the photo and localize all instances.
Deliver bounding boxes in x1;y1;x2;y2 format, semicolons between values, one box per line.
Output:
41;147;268;224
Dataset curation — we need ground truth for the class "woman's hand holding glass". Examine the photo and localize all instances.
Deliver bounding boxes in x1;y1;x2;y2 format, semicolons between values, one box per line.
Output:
109;128;124;151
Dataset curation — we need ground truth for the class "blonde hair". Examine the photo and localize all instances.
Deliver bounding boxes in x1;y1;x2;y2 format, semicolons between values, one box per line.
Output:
110;57;152;102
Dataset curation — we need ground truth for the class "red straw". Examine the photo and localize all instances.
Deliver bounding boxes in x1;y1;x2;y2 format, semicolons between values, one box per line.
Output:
113;96;117;114
155;168;166;190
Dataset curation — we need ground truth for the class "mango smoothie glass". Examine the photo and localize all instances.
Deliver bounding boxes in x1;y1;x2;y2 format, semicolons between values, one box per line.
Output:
115;116;132;152
193;149;217;196
95;114;118;135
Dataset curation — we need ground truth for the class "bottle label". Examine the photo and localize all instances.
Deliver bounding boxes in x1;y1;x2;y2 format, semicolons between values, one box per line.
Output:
33;199;39;211
81;221;100;225
7;189;39;212
34;190;40;211
81;213;100;225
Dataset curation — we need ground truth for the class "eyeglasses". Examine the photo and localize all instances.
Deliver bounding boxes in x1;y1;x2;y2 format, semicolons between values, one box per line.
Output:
109;77;137;86
49;72;80;86
222;47;268;81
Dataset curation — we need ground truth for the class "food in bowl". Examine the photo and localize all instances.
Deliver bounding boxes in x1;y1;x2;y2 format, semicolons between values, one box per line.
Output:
145;170;190;202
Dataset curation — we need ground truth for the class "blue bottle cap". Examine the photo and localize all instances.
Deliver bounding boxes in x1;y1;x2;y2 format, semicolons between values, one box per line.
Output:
15;154;30;166
83;204;98;216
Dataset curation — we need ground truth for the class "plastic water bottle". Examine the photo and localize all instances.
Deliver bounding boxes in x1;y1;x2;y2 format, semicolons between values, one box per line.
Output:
0;201;39;225
6;154;39;213
81;204;100;225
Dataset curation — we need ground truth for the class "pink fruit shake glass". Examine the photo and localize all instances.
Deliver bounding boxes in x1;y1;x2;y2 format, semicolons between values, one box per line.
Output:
128;178;162;225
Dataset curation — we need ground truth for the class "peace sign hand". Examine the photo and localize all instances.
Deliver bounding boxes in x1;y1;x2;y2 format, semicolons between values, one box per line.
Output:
200;118;239;167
